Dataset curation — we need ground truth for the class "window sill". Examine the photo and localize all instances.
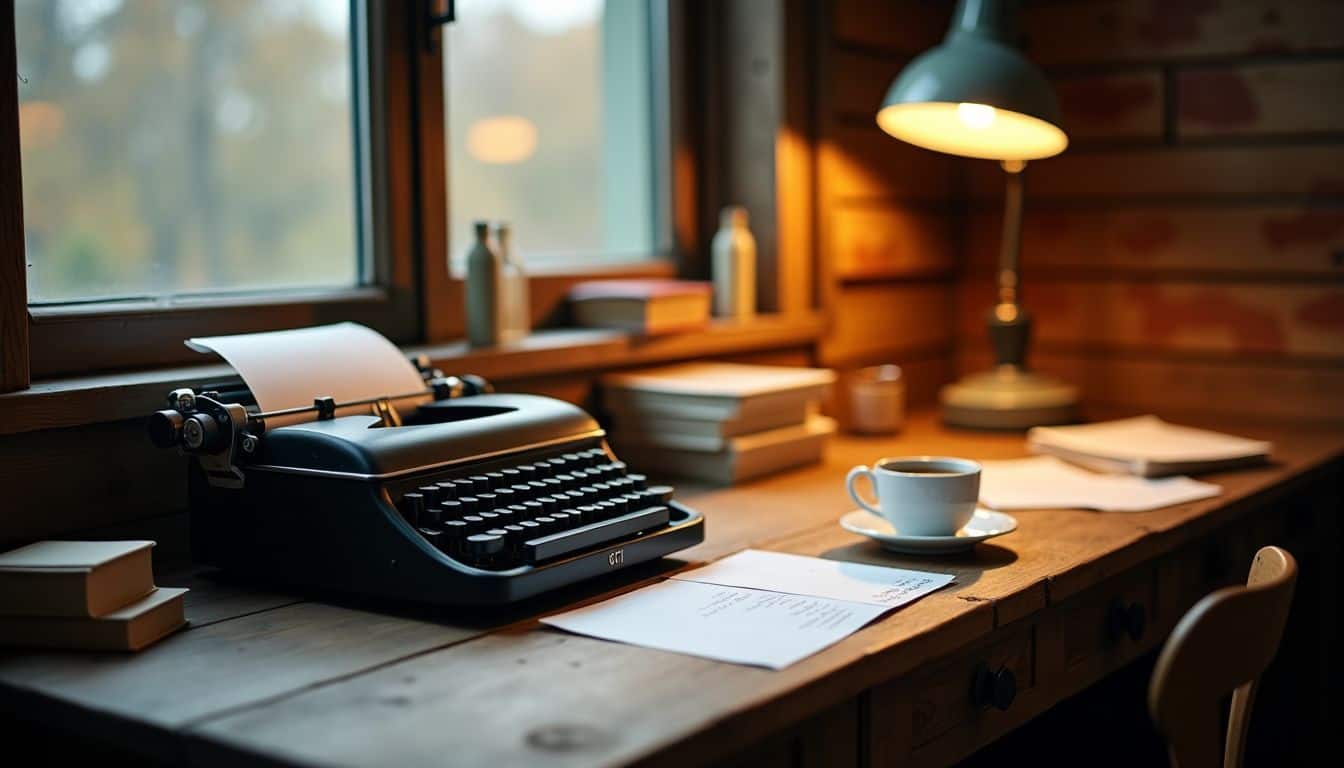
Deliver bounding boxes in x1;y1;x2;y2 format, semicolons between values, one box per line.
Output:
0;313;824;436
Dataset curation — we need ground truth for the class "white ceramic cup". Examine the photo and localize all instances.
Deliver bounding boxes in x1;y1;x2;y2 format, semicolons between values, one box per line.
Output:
846;456;981;536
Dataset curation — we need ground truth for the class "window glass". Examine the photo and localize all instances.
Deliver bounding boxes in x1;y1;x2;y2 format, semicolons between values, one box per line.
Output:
445;0;658;267
15;0;359;304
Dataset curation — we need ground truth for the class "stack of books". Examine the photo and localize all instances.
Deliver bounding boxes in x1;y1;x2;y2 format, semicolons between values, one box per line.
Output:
0;541;187;651
602;362;837;485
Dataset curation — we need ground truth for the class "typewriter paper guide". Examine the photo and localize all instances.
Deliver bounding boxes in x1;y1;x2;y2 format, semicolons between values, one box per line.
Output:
187;323;429;422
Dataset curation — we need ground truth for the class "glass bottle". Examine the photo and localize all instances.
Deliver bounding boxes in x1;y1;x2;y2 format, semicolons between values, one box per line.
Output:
495;222;530;343
710;205;757;318
465;220;501;346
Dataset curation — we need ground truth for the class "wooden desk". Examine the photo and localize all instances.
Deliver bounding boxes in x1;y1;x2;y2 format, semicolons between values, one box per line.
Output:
1;414;1339;767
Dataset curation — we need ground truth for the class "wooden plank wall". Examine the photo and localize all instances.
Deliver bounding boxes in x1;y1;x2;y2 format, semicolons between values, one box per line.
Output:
814;0;962;419
956;0;1344;424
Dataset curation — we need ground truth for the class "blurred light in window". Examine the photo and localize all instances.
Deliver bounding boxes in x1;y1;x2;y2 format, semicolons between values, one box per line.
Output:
466;116;538;165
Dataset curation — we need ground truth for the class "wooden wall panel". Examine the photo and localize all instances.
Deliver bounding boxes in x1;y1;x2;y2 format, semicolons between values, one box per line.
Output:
959;348;1344;425
823;125;955;202
1055;70;1165;143
0;418;186;549
830;49;903;119
1178;61;1344;138
823;283;954;366
1024;0;1344;65
960;281;1344;360
964;207;1344;277
831;0;951;53
832;206;956;281
966;145;1344;203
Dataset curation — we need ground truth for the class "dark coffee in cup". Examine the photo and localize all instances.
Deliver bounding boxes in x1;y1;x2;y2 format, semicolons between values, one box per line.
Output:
847;456;981;536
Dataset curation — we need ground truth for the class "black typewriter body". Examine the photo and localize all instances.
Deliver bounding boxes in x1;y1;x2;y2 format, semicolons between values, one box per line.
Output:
153;384;704;606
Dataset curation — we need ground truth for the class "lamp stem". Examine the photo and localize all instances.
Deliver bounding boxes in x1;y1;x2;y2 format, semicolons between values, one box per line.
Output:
987;159;1031;369
998;159;1025;307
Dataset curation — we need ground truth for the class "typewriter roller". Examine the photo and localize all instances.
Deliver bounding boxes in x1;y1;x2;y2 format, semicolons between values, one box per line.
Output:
148;372;704;606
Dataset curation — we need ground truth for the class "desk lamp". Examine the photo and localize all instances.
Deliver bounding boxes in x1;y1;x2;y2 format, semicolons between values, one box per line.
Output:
877;0;1078;429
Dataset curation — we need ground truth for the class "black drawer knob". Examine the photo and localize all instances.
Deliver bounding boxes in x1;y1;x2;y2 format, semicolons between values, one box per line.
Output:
1107;598;1146;644
971;661;1017;711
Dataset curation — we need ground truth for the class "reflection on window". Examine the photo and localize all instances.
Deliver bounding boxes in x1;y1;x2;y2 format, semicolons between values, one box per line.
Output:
446;0;658;267
16;0;358;304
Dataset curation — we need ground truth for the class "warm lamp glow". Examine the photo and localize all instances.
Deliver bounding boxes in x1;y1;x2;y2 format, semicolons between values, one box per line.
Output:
876;102;1068;161
957;102;996;130
465;115;538;164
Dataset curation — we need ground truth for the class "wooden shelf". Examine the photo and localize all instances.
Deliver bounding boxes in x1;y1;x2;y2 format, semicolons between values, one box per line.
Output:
0;313;824;436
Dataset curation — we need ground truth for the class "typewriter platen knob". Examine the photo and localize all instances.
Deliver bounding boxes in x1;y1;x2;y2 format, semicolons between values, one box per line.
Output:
147;410;186;448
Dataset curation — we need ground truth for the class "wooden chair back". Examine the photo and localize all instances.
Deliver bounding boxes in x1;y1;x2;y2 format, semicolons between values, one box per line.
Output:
1148;545;1297;768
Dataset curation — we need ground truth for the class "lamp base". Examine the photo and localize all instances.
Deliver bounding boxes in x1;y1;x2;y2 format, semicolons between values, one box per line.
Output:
940;364;1079;430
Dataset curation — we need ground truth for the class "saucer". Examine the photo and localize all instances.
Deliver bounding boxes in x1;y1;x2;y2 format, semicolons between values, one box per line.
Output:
839;508;1018;555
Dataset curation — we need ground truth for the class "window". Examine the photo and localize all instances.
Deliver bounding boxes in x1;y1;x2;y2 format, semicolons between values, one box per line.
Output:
3;1;690;382
444;0;666;268
16;0;362;304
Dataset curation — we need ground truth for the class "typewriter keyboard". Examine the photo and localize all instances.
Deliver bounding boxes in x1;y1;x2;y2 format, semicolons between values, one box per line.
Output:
393;446;677;570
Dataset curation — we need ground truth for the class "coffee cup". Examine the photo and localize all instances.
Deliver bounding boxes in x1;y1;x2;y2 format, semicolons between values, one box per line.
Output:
845;456;981;536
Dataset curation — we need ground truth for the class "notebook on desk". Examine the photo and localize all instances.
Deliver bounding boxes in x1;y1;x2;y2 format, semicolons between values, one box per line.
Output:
1027;416;1272;478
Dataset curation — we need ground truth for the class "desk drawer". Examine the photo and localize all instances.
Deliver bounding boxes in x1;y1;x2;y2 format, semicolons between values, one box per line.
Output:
910;624;1035;746
869;622;1037;765
1050;566;1159;689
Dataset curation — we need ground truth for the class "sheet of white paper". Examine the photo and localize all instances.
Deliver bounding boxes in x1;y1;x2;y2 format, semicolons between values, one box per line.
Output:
186;323;428;424
1028;415;1272;463
979;455;1221;512
541;580;891;669
673;549;954;607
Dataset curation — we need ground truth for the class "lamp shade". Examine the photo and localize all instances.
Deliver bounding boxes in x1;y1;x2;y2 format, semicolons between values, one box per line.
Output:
877;0;1067;161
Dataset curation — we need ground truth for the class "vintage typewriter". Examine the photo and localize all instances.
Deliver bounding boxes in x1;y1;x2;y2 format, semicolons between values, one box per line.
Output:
147;364;704;605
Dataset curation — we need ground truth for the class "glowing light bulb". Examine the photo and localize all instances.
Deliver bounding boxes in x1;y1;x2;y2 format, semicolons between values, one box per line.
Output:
957;102;996;130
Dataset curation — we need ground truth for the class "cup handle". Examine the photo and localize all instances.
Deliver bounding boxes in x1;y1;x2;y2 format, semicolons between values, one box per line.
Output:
846;466;881;515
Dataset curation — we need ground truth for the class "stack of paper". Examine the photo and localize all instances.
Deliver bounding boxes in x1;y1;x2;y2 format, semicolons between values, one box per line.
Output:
542;550;954;669
979;456;1221;512
1027;416;1272;477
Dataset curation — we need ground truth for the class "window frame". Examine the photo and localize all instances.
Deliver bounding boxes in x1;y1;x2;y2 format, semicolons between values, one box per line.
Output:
2;0;700;387
13;1;423;379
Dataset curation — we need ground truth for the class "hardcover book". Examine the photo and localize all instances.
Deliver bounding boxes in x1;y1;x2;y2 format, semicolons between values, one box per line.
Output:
601;362;835;422
612;415;837;485
0;587;188;651
0;540;156;618
569;279;712;336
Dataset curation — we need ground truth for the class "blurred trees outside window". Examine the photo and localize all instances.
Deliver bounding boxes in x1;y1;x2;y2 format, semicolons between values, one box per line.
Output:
16;0;358;304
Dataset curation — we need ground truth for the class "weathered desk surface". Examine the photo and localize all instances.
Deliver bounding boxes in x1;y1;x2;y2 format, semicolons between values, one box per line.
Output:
1;413;1340;767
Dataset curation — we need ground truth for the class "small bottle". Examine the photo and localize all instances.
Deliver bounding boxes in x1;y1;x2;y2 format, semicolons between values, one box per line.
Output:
495;222;530;343
710;205;757;318
465;220;502;346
